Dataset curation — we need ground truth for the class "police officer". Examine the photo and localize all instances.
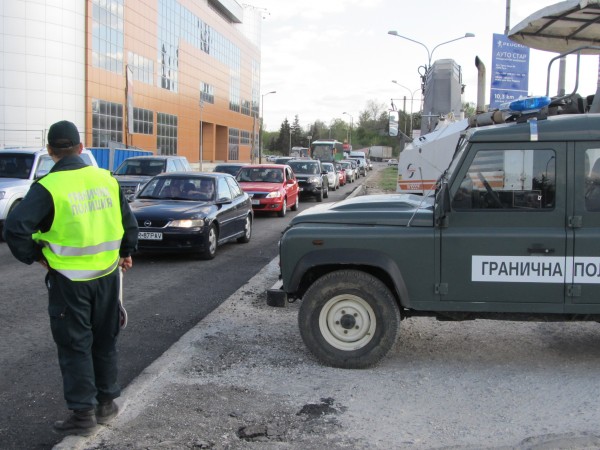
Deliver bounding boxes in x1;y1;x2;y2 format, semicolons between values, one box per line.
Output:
3;120;138;436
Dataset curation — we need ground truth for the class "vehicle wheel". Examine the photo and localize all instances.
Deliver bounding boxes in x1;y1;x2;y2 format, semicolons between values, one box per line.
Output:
298;270;400;369
200;223;218;260
237;214;252;243
291;194;299;211
277;198;287;217
323;182;329;199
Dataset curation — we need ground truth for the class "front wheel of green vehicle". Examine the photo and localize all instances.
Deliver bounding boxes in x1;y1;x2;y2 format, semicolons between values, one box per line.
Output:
298;270;400;369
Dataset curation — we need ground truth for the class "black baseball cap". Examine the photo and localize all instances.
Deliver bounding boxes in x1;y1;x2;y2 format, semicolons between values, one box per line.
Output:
48;120;81;148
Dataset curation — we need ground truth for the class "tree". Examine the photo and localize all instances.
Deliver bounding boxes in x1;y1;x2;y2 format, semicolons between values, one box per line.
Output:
291;115;303;148
275;118;291;154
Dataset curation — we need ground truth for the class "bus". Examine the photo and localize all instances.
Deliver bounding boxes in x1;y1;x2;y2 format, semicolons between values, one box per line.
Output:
310;139;344;162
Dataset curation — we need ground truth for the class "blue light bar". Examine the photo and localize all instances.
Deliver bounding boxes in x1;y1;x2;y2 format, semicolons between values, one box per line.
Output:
500;96;552;113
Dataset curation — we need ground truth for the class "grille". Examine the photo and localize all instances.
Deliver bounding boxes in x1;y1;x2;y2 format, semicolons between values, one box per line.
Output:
137;219;169;228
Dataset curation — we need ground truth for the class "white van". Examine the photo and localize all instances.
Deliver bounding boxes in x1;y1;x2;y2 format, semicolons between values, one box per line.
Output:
349;151;368;176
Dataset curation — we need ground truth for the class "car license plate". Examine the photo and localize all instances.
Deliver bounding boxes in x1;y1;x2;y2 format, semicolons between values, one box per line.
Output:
298;187;303;192
252;199;260;205
138;231;162;240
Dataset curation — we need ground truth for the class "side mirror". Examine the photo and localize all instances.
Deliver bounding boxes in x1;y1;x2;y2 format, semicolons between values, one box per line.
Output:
389;111;399;137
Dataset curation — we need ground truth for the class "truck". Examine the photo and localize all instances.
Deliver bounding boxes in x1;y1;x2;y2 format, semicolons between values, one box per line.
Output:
369;146;392;162
267;35;600;369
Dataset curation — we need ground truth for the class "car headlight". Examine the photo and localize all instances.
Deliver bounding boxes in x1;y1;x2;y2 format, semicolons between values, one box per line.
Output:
307;176;320;184
0;191;5;200
169;219;205;228
266;191;282;198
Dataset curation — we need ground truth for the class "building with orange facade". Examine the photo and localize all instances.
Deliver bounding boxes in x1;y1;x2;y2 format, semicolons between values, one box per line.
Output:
0;0;262;164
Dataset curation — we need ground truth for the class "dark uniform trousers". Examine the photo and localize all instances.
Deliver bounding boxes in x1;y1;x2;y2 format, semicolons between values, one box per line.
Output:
46;268;121;410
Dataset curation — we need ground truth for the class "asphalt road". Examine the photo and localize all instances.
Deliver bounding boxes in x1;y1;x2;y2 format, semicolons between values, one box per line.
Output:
0;175;366;450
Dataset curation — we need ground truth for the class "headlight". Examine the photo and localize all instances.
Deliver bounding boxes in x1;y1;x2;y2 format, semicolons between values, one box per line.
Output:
0;191;5;200
307;176;320;184
266;191;282;198
169;219;205;228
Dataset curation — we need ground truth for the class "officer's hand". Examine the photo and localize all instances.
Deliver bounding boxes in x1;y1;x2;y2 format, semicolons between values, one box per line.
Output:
37;259;49;270
119;256;133;272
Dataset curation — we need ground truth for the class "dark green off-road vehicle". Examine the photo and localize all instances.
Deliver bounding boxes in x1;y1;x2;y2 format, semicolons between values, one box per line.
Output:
268;52;600;369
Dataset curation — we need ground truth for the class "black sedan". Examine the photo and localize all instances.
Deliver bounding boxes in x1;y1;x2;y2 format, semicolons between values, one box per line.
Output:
129;172;253;259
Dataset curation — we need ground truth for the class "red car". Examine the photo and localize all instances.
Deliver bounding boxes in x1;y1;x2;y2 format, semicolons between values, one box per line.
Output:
236;164;299;217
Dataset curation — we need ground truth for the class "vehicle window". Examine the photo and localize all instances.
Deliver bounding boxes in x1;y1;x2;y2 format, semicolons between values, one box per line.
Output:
289;162;319;174
138;177;163;198
226;176;243;197
179;158;191;171
173;159;185;171
0;154;35;179
79;154;92;166
217;177;232;201
36;155;55;177
215;165;242;176
166;159;177;172
452;149;555;210
585;148;600;211
286;167;294;180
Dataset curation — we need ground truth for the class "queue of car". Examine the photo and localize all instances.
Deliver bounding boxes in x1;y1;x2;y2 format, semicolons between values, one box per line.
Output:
0;148;363;259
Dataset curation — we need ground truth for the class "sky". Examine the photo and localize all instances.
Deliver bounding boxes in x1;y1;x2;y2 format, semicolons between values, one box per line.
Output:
248;0;599;132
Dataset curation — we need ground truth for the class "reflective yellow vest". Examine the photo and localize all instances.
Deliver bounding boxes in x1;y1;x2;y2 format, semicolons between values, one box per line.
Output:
33;166;124;281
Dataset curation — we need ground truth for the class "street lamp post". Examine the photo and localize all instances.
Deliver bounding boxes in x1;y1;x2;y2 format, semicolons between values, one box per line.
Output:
342;112;353;147
387;31;475;72
391;81;420;138
260;90;276;163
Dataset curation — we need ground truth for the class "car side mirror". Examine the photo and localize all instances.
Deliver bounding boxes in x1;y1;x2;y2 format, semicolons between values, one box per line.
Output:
216;197;233;204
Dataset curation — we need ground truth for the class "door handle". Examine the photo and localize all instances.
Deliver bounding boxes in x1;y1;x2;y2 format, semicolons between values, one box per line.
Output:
527;247;555;254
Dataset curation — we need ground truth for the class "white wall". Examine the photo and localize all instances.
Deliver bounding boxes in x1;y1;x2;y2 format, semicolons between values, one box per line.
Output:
0;0;86;147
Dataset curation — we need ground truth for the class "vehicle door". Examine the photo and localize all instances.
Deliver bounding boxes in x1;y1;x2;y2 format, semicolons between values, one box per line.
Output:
568;143;600;308
439;142;567;310
225;176;249;235
215;177;237;240
284;167;298;202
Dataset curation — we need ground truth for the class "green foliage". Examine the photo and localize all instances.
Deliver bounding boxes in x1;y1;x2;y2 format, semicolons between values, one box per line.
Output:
379;167;399;192
265;98;418;156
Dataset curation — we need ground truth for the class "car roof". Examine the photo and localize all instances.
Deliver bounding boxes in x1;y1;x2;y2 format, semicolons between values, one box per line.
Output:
153;171;224;179
239;164;288;169
214;162;248;166
0;147;93;154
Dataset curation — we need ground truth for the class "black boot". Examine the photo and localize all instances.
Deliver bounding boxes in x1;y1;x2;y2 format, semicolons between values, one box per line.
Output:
96;400;119;424
53;409;98;436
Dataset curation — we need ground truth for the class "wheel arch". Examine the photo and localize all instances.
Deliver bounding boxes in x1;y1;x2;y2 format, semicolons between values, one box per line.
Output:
287;249;411;308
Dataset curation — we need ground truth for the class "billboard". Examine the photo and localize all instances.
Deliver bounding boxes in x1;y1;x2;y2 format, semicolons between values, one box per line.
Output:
490;33;530;109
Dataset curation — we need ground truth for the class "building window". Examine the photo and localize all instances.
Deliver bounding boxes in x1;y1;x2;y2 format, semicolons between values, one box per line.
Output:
91;0;124;74
229;74;240;113
128;52;154;85
200;82;215;104
92;99;123;147
133;108;153;135
240;130;251;145
158;0;241;101
229;128;240;160
157;113;178;155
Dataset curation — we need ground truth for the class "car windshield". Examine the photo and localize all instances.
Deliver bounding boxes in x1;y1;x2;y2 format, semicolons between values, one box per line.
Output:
322;163;334;172
138;176;215;201
288;161;320;175
237;167;283;183
114;159;166;176
0;154;34;179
